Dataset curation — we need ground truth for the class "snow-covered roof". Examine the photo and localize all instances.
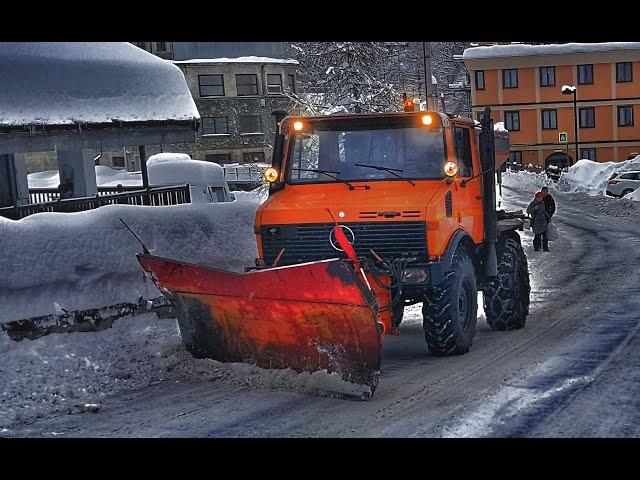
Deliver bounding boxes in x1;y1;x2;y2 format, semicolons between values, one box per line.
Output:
0;42;200;128
173;56;298;65
463;42;640;60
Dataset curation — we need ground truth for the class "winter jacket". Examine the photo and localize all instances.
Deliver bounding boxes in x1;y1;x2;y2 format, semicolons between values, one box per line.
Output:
544;194;556;219
527;200;549;234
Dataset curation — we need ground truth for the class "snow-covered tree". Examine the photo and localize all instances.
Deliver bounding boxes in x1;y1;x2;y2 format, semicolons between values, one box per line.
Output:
288;42;401;114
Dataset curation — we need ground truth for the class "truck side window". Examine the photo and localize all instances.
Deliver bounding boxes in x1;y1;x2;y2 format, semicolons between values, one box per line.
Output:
454;127;473;177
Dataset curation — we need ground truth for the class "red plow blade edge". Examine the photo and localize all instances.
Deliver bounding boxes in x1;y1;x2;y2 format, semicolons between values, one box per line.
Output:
137;254;383;394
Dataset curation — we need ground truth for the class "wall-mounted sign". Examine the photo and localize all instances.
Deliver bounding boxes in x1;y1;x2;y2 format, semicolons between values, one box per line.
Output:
559;132;568;143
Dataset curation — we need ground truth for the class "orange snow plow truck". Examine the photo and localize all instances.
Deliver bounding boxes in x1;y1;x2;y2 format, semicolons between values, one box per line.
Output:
137;106;530;397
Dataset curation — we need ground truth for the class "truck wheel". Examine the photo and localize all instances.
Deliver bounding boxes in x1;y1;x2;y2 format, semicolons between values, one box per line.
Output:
483;235;530;331
422;248;478;356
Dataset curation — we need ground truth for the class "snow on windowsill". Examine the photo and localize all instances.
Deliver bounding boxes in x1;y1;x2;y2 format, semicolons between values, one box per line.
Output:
240;132;264;136
202;133;231;137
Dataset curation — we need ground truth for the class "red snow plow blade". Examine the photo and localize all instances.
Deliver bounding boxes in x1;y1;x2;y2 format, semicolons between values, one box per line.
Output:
137;254;382;393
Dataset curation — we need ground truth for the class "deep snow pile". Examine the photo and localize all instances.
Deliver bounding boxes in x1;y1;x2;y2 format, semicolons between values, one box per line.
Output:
500;170;555;197
558;157;640;197
0;42;199;127
0;199;260;322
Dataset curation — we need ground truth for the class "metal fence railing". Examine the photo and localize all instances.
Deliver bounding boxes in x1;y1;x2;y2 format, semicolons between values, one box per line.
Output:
2;185;191;220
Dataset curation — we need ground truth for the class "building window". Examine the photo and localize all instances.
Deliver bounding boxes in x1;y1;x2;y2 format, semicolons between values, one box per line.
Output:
580;148;596;161
156;42;166;52
618;106;634;127
579;107;595;128
205;153;232;165
539;66;555;86
243;152;266;163
202;117;229;135
475;70;485;90
236;74;259;96
287;74;296;93
238;115;262;133
266;74;283;94
577;64;593;85
617;62;633;83
502;69;518;89
509;151;523;169
504;111;520;131
112;156;125;168
541;109;557;130
198;75;224;97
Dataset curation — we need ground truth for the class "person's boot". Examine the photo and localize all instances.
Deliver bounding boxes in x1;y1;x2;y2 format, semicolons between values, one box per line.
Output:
543;240;549;252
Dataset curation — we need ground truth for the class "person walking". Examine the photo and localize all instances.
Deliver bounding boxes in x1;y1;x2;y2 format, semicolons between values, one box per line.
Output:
527;191;550;252
541;187;556;223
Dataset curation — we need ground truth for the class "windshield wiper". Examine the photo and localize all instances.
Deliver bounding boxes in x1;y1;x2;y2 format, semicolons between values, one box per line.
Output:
354;163;416;187
292;168;357;190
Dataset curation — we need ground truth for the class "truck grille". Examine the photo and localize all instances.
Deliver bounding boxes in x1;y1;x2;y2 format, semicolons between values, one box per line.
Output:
261;222;427;266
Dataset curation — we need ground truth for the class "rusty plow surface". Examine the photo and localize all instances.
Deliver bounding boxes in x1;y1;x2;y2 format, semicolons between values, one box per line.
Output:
137;254;383;394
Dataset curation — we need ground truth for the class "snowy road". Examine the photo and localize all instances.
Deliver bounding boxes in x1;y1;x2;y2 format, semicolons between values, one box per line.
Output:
3;179;640;437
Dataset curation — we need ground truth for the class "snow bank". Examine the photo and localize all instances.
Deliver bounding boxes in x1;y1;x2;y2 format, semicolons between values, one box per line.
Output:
0;42;199;127
501;170;554;197
0;200;261;322
558;157;640;196
463;42;640;60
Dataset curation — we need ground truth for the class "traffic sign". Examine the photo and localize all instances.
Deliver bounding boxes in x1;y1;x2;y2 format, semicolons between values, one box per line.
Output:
559;132;568;143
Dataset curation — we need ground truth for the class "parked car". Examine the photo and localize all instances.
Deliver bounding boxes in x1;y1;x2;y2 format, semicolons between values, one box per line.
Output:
606;170;640;197
147;153;234;203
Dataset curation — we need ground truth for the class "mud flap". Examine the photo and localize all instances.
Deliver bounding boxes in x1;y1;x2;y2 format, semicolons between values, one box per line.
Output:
137;254;382;393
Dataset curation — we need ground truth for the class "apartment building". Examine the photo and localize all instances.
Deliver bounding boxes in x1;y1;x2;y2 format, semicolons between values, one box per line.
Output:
174;57;298;164
463;43;640;170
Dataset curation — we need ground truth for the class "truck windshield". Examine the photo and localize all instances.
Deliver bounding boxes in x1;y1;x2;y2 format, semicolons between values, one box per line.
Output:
288;127;446;184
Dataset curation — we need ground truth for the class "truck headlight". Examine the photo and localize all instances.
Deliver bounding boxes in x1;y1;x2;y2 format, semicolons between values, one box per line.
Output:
402;267;429;284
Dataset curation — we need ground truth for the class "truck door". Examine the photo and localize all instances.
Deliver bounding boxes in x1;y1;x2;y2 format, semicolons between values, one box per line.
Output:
453;126;483;240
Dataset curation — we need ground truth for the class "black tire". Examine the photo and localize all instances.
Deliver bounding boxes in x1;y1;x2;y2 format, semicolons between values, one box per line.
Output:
621;189;634;197
422;248;478;356
483;234;531;331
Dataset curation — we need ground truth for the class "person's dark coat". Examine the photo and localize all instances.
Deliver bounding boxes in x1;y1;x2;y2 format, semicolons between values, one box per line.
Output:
527;200;549;234
543;194;556;219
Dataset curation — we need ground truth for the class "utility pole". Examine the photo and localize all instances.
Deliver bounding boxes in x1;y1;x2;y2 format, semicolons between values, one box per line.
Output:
423;42;438;111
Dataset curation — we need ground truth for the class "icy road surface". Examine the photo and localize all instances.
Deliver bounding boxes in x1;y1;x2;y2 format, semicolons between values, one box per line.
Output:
2;180;640;437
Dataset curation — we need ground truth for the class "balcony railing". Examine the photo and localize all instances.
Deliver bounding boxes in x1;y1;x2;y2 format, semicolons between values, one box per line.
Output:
2;185;191;220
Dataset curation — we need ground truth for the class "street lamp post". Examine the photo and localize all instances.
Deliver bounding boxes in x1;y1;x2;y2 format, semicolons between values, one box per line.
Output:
562;85;578;164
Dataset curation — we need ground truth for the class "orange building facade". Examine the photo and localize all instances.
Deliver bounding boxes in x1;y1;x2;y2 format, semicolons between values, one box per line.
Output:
463;44;640;170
